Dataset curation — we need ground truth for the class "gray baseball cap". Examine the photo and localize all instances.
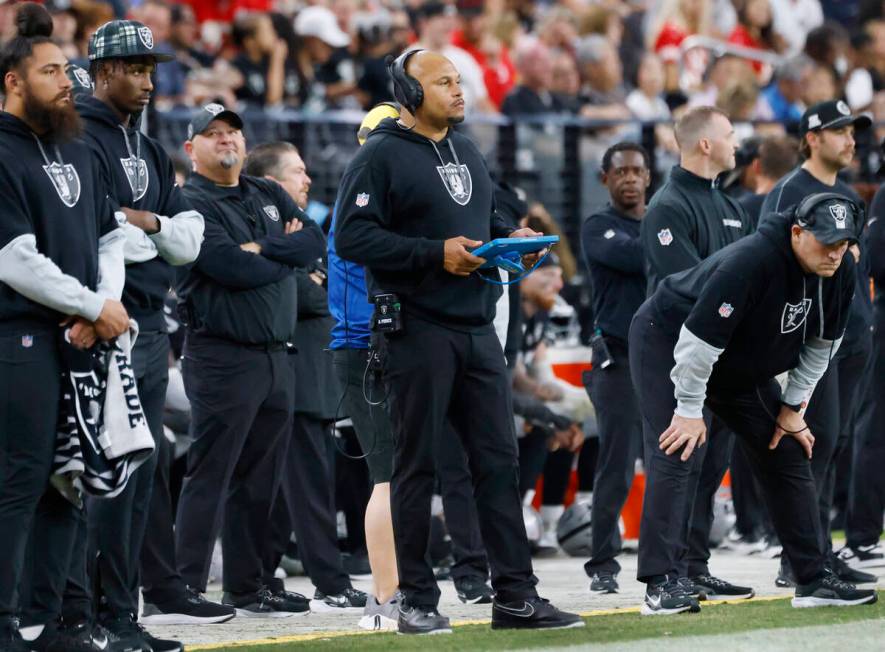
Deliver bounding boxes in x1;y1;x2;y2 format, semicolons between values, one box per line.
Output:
187;103;244;140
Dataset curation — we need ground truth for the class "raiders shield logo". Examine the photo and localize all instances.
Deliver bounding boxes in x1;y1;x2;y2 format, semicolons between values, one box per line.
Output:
205;103;225;116
138;26;154;49
781;298;812;334
121;156;149;202
436;163;472;206
263;205;280;221
73;67;92;89
829;203;848;229
43;162;81;208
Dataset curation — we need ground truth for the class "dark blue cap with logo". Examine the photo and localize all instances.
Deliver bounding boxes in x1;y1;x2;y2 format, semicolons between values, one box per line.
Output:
800;100;871;136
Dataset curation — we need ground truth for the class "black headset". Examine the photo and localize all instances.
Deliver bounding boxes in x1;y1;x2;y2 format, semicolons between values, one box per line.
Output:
792;192;864;237
387;49;425;114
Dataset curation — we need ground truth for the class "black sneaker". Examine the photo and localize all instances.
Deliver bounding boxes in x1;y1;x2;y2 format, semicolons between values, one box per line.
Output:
837;544;885;570
40;621;109;652
830;554;878;585
792;573;878;608
267;588;310;615
589;571;619;594
101;615;152;652
397;605;452;635
140;630;182;652
775;561;796;588
0;617;28;652
141;586;236;625
455;577;495;604
310;587;367;614
223;588;303;618
491;596;583;630
641;577;701;616
677;576;706;601
691;574;755;599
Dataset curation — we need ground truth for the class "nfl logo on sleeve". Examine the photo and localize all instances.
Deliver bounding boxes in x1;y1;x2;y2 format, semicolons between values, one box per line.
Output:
355;193;369;207
657;228;673;246
21;335;33;348
718;303;734;318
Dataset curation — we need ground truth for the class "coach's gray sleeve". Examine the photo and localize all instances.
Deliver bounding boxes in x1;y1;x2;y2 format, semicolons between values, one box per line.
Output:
0;234;106;320
782;336;842;408
670;324;724;419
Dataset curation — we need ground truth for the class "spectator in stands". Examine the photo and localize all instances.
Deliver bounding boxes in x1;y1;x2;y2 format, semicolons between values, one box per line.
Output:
296;5;359;111
549;48;582;113
231;12;291;107
451;0;516;110
537;6;579;55
389;8;413;53
728;0;788;74
762;54;814;123
627;53;671;121
353;9;398;109
575;34;630;121
410;0;495;114
501;37;571;116
716;76;773;131
649;0;714;92
863;19;885;91
771;0;824;55
47;3;78;61
169;4;214;71
844;31;875;111
803;62;839;105
804;21;850;82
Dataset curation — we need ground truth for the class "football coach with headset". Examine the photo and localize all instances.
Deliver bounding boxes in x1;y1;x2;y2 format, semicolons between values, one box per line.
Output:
629;192;877;615
335;49;581;634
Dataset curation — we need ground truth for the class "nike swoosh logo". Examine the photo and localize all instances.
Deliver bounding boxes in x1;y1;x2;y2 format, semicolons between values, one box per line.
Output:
647;594;662;609
496;602;535;618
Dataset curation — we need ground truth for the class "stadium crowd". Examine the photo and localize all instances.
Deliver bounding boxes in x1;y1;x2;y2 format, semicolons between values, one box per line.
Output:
0;0;884;650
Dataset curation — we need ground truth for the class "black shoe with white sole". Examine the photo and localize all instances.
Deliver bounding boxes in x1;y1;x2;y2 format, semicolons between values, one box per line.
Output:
792;574;878;608
837;544;885;570
455;577;494;604
310;587;367;613
677;576;706;601
33;621;110;652
140;630;183;652
691;574;755;599
830;554;878;585
641;577;701;616
223;588;304;618
491;597;584;630
141;586;236;625
397;605;452;635
589;571;619;594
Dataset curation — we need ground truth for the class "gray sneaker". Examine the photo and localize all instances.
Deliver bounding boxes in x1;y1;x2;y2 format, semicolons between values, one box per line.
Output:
397;605;452;635
358;592;401;631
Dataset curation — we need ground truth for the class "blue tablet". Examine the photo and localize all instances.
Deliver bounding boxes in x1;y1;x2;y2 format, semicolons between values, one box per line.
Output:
470;236;559;269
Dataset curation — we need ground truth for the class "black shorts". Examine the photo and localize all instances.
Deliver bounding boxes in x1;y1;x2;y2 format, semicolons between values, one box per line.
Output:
332;347;395;484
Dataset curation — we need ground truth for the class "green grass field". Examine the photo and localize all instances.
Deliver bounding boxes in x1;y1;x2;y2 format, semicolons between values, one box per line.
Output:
191;592;885;651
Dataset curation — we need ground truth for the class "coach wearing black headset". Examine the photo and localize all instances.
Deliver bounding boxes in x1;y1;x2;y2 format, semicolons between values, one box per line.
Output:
630;192;878;615
335;49;581;634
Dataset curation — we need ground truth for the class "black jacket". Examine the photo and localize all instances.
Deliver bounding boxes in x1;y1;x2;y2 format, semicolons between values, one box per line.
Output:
641;166;753;293
0;112;117;330
581;205;645;341
868;185;885;315
177;173;324;345
760;167;872;349
335;119;513;330
78;96;196;331
649;213;855;392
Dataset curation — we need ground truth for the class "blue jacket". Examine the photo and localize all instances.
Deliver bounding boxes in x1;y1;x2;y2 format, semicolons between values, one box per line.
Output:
328;205;373;349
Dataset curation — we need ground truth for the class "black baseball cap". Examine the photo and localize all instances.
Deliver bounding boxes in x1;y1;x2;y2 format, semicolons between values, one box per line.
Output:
800;100;871;135
187;103;244;140
796;194;860;245
88;20;175;62
66;64;93;98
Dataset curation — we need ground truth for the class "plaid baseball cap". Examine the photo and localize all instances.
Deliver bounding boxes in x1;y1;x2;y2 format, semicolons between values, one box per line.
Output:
800;100;871;136
88;20;175;62
187;103;244;140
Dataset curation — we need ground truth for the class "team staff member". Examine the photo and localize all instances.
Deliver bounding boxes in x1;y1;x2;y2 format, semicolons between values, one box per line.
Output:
74;20;222;641
0;5;129;649
580;142;650;595
174;104;324;616
640;106;754;600
631;193;877;614
244;141;368;614
336;50;581;634
760;100;877;587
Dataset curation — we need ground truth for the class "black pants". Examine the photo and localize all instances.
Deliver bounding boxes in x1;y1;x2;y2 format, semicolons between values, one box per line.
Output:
176;335;294;594
385;319;537;608
82;330;168;619
847;318;885;548
629;307;825;584
582;337;642;575
266;414;350;596
0;330;65;620
730;442;771;538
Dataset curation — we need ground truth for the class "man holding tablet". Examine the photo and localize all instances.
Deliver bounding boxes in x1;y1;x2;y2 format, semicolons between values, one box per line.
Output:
335;50;580;635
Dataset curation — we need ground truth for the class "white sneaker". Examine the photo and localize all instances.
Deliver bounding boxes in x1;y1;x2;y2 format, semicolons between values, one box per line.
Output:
358;592;401;631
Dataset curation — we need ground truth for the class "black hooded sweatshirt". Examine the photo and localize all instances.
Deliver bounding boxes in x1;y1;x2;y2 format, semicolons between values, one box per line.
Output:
334;118;513;331
0;112;120;331
78;96;201;331
648;212;855;398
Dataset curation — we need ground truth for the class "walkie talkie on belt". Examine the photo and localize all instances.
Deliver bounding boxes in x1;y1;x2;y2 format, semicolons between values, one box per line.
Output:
371;293;403;334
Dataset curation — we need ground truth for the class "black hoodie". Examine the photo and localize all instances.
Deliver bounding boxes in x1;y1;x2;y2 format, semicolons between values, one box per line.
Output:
335;118;513;330
78;96;200;331
0;112;119;330
648;212;855;394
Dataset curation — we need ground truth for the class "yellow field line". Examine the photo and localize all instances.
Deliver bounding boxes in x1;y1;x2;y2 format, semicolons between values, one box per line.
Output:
188;594;791;650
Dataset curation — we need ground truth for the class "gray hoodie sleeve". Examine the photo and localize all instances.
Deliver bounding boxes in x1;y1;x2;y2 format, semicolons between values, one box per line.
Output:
670;324;725;419
150;209;204;265
97;227;126;300
782;335;842;408
0;233;107;321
